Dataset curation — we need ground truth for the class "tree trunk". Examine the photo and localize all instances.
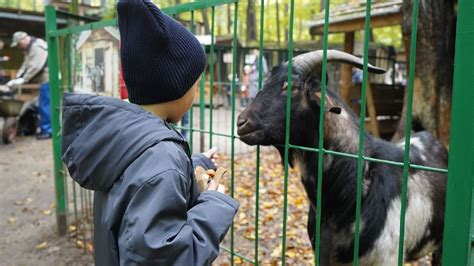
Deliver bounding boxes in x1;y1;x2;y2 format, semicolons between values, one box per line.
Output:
201;9;211;35
392;0;456;147
246;0;257;42
284;3;289;43
227;4;232;34
275;0;281;45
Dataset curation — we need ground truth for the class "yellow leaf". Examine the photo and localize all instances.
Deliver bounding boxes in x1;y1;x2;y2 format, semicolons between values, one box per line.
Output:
233;257;243;264
7;216;17;224
86;243;94;253
68;225;77;233
41;209;52;216
265;213;274;221
76;240;84;249
36;241;48;250
25;198;33;204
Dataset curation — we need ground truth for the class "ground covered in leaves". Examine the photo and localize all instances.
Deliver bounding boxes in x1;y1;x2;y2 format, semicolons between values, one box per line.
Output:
0;137;430;265
215;148;315;265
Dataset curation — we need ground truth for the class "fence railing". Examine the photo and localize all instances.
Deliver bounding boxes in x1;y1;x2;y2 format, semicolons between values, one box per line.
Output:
44;0;473;265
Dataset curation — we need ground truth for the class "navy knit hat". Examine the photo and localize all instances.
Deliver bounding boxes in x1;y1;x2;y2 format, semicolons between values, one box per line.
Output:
117;0;206;105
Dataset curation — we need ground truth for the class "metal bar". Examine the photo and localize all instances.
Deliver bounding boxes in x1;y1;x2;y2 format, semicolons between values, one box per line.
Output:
45;5;67;236
281;1;295;264
255;0;266;264
56;9;99;23
397;0;420;263
80;188;87;254
442;0;474;263
315;0;331;263
50;19;117;37
220;246;256;264
209;6;215;149
287;144;448;174
189;10;195;153
162;0;238;16
353;0;372;264
72;181;79;239
199;46;206;152
230;2;239;264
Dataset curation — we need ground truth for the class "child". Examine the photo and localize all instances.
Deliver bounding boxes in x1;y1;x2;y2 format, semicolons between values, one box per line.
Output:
61;0;239;265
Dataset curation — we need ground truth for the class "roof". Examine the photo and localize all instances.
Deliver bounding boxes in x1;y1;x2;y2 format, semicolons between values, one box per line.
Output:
309;0;403;35
76;27;120;49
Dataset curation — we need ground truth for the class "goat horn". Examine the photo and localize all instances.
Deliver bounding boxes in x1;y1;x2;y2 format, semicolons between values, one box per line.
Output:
293;50;386;75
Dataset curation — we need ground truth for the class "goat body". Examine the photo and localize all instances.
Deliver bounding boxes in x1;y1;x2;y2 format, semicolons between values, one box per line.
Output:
237;50;447;265
297;94;447;265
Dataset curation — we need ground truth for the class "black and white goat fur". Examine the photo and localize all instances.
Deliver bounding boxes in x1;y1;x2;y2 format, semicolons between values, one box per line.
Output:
237;50;447;265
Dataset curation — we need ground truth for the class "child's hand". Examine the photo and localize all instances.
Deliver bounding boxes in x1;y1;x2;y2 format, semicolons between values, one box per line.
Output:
202;147;219;167
207;180;226;194
196;166;228;194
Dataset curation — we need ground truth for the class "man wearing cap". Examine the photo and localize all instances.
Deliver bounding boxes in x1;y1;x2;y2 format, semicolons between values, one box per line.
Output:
60;1;238;265
8;31;51;139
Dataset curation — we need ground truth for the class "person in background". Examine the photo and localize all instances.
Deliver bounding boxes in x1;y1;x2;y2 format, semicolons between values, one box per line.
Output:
248;48;268;102
384;63;406;86
7;31;51;139
226;73;239;109
240;65;251;108
0;40;10;84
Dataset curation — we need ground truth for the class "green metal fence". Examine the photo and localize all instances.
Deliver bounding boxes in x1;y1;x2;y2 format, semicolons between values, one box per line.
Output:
45;0;474;265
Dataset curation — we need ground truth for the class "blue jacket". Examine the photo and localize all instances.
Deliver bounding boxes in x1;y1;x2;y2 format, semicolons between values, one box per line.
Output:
61;93;239;265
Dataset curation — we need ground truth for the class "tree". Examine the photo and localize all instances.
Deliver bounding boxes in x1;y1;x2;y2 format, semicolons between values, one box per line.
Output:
392;0;456;147
246;0;257;42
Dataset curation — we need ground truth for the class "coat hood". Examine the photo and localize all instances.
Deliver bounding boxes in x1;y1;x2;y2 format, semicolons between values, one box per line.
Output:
61;93;185;191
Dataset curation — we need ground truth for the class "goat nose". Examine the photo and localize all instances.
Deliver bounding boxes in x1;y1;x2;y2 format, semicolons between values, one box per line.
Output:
237;117;248;128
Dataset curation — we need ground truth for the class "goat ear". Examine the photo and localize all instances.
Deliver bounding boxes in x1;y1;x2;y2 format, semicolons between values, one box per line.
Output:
311;92;342;115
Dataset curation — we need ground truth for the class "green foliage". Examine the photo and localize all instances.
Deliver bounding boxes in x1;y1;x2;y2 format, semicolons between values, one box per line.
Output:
16;0;401;49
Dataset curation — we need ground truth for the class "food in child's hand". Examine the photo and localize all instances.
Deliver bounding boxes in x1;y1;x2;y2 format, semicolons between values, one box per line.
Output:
194;166;228;192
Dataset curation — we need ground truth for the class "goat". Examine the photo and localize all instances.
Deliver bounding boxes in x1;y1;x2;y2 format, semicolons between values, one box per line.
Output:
237;50;447;265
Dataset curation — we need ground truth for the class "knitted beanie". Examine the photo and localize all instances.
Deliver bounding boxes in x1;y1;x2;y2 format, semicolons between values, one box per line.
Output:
117;0;206;105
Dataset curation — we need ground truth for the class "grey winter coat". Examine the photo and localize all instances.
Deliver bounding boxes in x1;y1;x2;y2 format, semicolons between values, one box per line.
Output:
61;93;239;265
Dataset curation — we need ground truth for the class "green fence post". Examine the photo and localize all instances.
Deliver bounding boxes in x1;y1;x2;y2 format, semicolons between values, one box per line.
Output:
45;5;67;236
282;1;295;264
442;0;474;264
230;2;239;264
353;0;372;264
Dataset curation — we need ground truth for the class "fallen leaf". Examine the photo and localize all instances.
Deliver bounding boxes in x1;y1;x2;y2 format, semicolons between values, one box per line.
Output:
86;243;94;253
7;216;17;224
233;257;243;264
36;241;48;250
76;240;84;249
14;200;24;206
41;209;52;216
46;246;60;253
68;225;77;233
25;198;33;204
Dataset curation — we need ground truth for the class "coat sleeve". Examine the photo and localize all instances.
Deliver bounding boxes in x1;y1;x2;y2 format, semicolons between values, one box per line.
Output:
20;45;48;83
119;169;239;266
16;59;27;79
192;154;216;170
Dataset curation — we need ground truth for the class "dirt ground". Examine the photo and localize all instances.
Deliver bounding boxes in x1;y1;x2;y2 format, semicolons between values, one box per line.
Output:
0;136;93;266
